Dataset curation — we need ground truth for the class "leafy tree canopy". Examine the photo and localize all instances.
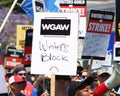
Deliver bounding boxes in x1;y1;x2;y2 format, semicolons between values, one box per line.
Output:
0;0;24;13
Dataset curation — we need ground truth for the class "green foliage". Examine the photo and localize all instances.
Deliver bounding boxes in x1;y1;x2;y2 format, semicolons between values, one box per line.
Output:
1;0;13;7
0;0;24;13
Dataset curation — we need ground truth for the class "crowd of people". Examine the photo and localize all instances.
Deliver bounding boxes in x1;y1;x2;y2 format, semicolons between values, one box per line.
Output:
1;61;120;96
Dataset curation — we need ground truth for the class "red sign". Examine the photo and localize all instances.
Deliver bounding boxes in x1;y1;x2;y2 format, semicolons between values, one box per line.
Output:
60;6;86;17
23;29;33;66
4;56;23;69
24;46;32;66
87;10;114;34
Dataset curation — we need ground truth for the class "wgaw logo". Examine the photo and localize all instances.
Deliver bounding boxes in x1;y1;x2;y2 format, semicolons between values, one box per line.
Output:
40;19;71;35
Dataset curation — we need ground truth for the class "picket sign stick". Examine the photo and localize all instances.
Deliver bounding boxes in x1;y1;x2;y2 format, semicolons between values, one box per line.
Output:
0;0;18;32
87;56;93;77
42;75;46;92
50;73;55;96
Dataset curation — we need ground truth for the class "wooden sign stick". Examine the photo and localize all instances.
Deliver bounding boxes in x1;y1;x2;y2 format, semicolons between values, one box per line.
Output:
50;73;55;96
87;56;93;77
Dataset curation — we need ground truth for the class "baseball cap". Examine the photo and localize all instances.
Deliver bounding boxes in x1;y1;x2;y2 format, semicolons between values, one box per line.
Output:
97;67;112;76
9;74;25;84
68;76;93;96
13;66;26;74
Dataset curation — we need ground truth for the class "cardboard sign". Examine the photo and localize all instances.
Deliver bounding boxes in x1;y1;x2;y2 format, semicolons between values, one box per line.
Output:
0;65;8;94
60;0;86;38
116;0;120;42
113;42;120;61
113;0;120;61
23;29;33;66
6;46;23;58
31;12;78;75
16;25;33;50
89;32;115;70
32;0;45;13
82;10;114;60
4;56;23;69
4;46;23;69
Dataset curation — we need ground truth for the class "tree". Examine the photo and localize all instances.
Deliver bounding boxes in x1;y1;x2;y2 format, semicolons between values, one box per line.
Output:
0;0;24;13
0;0;32;58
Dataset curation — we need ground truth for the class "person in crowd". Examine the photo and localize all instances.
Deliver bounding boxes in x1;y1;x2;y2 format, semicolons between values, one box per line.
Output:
40;92;48;96
97;69;111;84
33;76;50;96
26;72;36;84
70;61;84;82
8;74;26;96
12;64;37;96
97;68;117;96
70;66;84;82
67;76;94;96
68;73;117;96
90;71;100;90
109;91;117;96
82;69;88;79
12;64;27;80
55;75;71;96
77;61;82;67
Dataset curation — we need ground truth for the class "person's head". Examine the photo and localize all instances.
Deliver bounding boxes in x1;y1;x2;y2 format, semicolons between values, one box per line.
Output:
9;74;26;95
82;70;88;79
13;66;27;80
70;66;84;82
34;76;51;96
68;76;94;96
91;71;99;84
77;61;81;67
97;69;111;83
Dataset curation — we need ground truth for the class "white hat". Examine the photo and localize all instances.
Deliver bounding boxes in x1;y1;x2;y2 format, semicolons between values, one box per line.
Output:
97;67;112;76
9;74;25;84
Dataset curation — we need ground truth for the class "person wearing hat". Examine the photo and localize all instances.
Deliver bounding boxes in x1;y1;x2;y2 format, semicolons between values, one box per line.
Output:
13;65;27;81
12;64;37;96
97;68;111;84
67;76;94;96
8;74;26;96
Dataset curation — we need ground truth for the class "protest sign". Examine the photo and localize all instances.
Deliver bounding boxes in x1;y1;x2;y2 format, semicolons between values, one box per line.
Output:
60;0;86;38
90;32;115;70
23;29;33;66
82;10;114;60
116;0;120;42
31;12;79;75
113;42;120;61
16;25;33;50
32;0;45;14
0;65;8;94
4;46;23;69
113;0;120;61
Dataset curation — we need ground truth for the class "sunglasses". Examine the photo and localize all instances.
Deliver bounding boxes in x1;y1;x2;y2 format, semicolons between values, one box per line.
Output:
18;73;26;76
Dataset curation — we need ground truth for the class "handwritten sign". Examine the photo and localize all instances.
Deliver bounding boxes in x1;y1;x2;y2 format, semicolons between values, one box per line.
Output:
82;10;114;60
31;12;79;75
82;33;110;59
